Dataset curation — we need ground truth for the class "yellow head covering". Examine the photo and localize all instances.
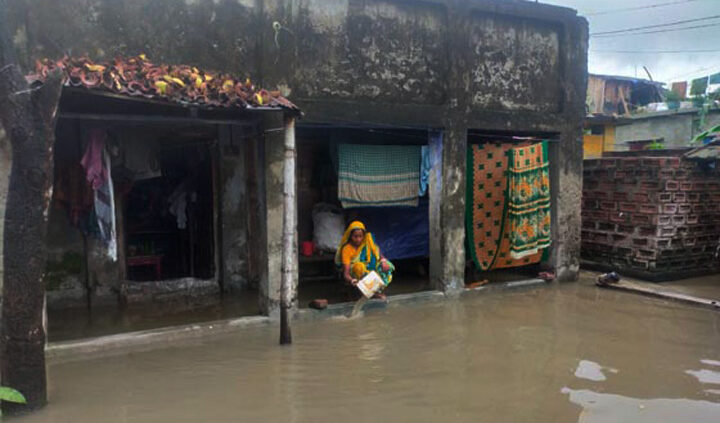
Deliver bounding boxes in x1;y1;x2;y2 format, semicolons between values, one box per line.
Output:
334;221;380;268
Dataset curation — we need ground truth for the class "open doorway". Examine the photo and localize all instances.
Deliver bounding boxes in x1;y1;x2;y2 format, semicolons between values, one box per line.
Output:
465;130;557;286
296;125;434;306
123;134;215;282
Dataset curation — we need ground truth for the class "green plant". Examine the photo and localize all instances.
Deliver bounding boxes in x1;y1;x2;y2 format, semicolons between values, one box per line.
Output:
647;141;664;150
0;386;26;417
692;124;720;144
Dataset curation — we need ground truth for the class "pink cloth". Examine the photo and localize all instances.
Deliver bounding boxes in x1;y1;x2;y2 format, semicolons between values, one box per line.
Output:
81;129;108;190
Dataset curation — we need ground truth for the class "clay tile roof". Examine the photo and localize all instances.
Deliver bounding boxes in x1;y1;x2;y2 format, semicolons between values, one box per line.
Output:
27;55;298;111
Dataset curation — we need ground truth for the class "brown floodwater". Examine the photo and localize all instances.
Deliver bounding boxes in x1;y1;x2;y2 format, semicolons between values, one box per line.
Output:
16;274;720;422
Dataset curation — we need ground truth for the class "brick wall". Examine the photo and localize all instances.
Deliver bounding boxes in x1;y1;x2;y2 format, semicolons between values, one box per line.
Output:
582;155;720;276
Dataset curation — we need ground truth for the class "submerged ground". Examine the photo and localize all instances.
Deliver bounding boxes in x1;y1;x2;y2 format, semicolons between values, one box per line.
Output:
19;273;720;422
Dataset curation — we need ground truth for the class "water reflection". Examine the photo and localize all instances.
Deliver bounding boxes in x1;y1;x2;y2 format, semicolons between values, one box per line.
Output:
15;276;720;422
574;360;617;382
563;388;720;423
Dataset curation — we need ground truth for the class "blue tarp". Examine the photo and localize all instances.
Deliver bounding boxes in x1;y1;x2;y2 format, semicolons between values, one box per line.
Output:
351;197;429;260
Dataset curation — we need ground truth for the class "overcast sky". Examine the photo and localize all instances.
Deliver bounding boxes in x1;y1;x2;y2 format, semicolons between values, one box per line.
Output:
538;0;720;86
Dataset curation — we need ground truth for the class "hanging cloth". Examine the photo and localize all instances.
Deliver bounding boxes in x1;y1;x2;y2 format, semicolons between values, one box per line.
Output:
94;148;117;261
506;141;551;259
81;129;108;190
338;143;421;208
465;142;545;271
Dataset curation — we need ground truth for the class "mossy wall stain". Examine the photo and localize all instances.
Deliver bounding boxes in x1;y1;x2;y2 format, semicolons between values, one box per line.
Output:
44;252;84;291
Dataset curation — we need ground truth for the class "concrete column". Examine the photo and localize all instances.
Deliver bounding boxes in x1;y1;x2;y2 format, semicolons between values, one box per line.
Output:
429;124;467;295
547;16;588;282
258;112;285;318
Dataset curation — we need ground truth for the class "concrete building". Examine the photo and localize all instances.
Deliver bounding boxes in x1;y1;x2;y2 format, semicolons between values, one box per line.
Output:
1;0;588;334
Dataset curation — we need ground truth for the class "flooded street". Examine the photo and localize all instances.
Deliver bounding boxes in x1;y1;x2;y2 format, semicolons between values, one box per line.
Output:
18;276;720;423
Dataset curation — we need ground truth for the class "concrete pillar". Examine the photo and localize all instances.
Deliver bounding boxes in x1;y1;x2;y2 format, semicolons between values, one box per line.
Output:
548;131;583;282
429;124;467;295
547;16;587;282
258;112;285;318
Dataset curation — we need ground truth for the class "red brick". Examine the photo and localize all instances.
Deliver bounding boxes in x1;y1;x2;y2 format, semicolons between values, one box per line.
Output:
632;238;648;247
641;158;661;168
639;204;660;214
594;169;610;179
673;193;687;202
632;214;650;225
591;232;609;242
680;182;693;191
633;192;650;203
598;222;615;232
687;193;701;203
665;181;680;191
584;159;599;169
692;182;706;191
600;201;617;211
662;204;678;214
672;215;686;225
631;258;650;269
642;181;661;190
617;224;634;234
636;249;658;260
657;226;675;237
600;158;617;168
609;213;630;223
619;202;638;212
619;158;639;168
658;193;673;202
657;215;672;226
687;215;700;225
674;169;689;179
658;169;674;179
692;204;706;213
583;199;599;209
613;191;630;202
588;191;608;200
678;204;692;214
638;226;655;236
664;157;681;168
613;170;628;179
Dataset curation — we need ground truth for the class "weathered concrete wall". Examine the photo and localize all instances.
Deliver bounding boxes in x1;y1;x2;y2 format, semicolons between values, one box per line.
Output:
464;12;560;112
614;109;720;150
264;0;449;104
615;114;694;150
218;125;250;292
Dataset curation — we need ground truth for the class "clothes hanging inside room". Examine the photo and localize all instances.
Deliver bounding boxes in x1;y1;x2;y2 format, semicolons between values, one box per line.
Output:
93;148;117;261
338;143;421;208
466;141;548;271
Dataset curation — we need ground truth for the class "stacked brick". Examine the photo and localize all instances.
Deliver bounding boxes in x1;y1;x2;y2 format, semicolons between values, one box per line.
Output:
581;155;720;277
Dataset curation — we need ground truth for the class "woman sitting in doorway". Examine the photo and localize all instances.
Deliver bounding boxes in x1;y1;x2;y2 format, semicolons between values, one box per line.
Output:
335;221;394;299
